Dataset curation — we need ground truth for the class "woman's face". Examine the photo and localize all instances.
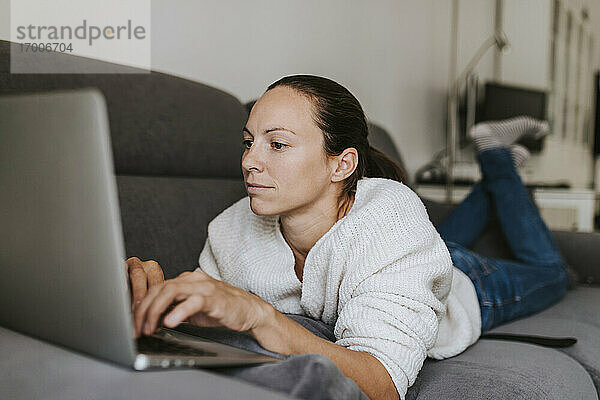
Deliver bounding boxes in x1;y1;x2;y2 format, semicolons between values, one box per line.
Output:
242;86;338;216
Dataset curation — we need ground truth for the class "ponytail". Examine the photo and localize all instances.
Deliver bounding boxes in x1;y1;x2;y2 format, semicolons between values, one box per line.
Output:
366;145;409;185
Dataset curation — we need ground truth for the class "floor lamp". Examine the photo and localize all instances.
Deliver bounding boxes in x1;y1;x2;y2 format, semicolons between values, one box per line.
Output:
445;31;511;203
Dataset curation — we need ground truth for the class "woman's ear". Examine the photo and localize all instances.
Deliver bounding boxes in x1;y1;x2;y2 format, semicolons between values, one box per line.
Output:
331;148;358;183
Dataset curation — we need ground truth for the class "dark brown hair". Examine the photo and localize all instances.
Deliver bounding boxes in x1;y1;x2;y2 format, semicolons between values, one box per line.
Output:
266;75;407;199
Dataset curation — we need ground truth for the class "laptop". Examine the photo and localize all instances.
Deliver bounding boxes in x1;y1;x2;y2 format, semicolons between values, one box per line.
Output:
0;88;281;370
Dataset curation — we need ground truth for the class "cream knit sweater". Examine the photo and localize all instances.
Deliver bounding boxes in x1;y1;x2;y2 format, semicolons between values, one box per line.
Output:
196;177;481;399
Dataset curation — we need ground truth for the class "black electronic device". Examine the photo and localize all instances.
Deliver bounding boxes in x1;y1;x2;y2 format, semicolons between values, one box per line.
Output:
459;81;548;152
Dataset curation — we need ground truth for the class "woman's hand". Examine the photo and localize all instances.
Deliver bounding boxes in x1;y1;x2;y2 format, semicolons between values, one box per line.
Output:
132;270;274;338
125;257;165;311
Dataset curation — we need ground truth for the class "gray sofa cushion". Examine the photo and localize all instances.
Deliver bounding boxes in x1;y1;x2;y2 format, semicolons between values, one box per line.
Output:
552;231;600;285
116;175;246;278
407;339;597;399
486;285;600;391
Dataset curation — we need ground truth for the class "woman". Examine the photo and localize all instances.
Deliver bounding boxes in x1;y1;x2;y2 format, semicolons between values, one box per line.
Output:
126;75;569;400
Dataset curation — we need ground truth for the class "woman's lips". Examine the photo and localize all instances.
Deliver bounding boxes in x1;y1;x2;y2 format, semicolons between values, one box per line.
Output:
246;184;274;194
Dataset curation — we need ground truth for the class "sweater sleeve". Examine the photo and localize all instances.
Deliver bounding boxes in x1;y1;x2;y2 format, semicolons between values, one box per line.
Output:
196;236;223;281
333;189;453;400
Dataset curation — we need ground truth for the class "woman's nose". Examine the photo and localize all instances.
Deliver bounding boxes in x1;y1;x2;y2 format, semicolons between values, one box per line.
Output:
241;143;264;172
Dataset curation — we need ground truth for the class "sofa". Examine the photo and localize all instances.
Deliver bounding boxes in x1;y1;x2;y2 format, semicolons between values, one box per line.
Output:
1;39;599;399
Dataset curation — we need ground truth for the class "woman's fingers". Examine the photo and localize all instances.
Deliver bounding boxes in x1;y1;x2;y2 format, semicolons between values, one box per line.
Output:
135;279;221;336
129;268;148;307
134;284;162;337
143;260;165;288
163;294;206;328
125;257;166;312
132;274;270;337
126;257;148;307
125;256;141;269
142;283;194;335
134;281;195;336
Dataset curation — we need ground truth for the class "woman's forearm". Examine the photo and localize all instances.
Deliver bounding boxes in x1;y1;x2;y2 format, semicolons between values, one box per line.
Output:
251;303;399;400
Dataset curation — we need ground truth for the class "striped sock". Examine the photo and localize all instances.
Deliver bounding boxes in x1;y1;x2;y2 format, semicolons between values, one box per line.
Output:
469;116;549;152
510;144;530;169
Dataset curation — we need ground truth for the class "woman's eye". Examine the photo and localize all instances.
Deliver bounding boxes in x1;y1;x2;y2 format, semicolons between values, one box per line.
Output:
242;140;253;149
271;142;286;150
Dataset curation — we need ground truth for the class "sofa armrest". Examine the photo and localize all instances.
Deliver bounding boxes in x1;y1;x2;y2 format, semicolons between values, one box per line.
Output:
551;231;600;285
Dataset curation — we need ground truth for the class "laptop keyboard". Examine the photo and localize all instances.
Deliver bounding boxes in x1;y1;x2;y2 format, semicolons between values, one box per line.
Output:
136;335;218;357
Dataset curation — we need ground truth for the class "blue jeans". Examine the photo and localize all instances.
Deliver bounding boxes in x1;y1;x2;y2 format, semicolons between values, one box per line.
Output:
437;147;569;332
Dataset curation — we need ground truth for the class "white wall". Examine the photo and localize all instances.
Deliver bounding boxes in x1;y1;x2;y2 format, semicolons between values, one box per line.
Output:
502;0;553;89
456;0;496;82
502;0;598;188
146;0;454;178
